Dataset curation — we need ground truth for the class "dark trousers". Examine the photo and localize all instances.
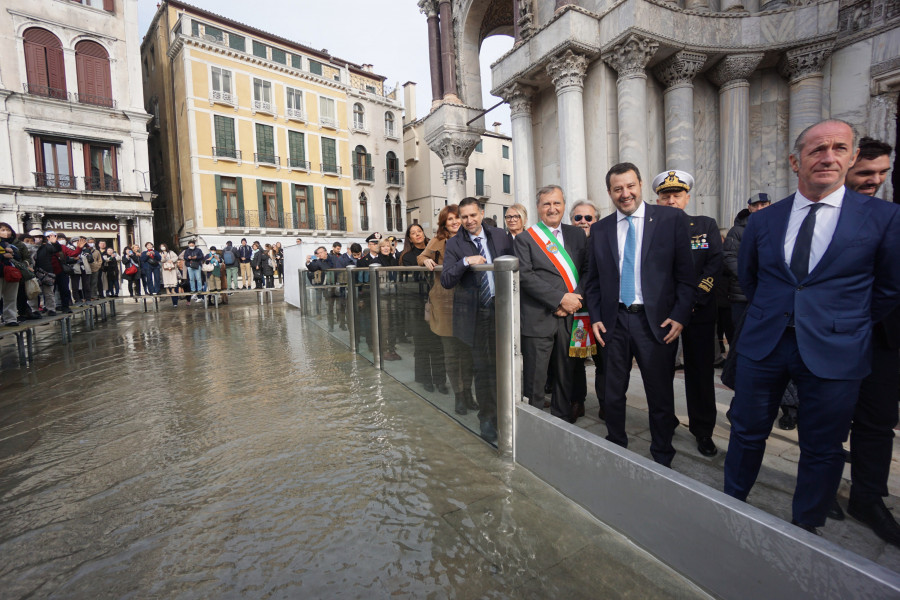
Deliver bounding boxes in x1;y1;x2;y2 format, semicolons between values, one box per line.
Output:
106;272;119;296
523;317;581;420
850;331;900;502
413;318;446;386
681;318;718;438
472;304;496;425
442;335;472;396
79;272;92;301
55;273;72;309
124;273;141;297
724;329;861;527
731;301;748;331
605;307;679;466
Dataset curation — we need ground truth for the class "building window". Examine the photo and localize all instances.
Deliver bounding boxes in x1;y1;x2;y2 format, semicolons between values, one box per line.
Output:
321;137;338;173
204;24;224;42
23;28;67;99
83;142;118;191
221;176;240;226
295;185;310;228
308;59;323;76
502;144;509;159
319;96;337;128
386;151;400;185
394;196;403;232
384;111;395;137
365;85;376;93
260;181;279;228
75;41;113;107
34;137;74;188
271;47;286;65
229;33;245;52
503;174;511;194
359;192;369;230
252;40;267;59
325;188;341;230
354;145;372;181
74;0;115;11
211;66;234;104
214;115;236;159
385;194;393;231
475;140;483;153
290;53;303;69
253;78;273;113
288;131;306;169
255;123;276;165
475;168;485;196
285;87;304;120
353;103;365;130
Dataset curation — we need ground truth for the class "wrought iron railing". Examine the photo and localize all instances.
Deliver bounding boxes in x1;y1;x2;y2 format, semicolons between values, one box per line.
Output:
360;215;370;231
84;175;121;192
385;126;398;139
352;164;374;181
317;214;347;231
255;152;279;166
351;120;368;133
288;158;310;170
253;99;274;114
213;210;344;231
285;107;306;121
23;83;69;101
321;163;341;175
34;172;76;189
291;213;317;229
213;147;241;160
386;169;405;186
210;90;236;105
76;92;116;108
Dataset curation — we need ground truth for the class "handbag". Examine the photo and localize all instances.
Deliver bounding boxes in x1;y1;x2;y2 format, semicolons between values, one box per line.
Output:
201;263;215;272
11;259;35;281
125;265;138;276
24;278;40;299
3;264;22;282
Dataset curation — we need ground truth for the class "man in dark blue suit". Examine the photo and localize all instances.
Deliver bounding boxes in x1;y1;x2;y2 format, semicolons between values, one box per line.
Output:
583;163;696;466
724;120;900;534
441;197;515;443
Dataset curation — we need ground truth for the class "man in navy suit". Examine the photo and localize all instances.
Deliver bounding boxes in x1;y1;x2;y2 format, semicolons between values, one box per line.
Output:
441;197;515;443
583;163;696;467
724;120;900;534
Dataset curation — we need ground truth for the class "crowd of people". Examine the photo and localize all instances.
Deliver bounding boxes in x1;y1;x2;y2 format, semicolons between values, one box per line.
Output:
0;235;288;323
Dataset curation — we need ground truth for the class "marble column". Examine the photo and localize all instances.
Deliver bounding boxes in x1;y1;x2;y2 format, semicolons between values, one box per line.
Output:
654;51;707;175
501;83;538;218
438;0;461;104
117;217;129;252
429;133;481;206
547;50;589;212
602;34;659;185
709;53;764;227
779;42;833;150
418;0;444;107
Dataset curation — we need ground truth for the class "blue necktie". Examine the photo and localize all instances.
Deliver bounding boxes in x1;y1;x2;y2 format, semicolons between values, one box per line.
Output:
474;237;492;307
621;216;636;306
789;202;823;282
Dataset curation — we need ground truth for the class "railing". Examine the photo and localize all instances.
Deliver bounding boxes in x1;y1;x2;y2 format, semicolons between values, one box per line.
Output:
253;99;274;114
23;83;69;101
34;172;76;189
385;169;405;186
210;90;236;106
384;126;398;139
321;163;341;175
396;216;403;231
255;152;279;166
360;215;369;231
287;158;310;170
285;107;306;122
319;116;338;129
291;213;316;229
213;147;241;161
75;93;116;108
352;164;374;181
316;214;347;231
84;176;121;192
215;209;287;228
476;183;491;198
351;121;368;133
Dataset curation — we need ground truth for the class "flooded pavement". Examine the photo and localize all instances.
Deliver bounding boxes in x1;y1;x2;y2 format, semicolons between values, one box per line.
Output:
0;300;709;599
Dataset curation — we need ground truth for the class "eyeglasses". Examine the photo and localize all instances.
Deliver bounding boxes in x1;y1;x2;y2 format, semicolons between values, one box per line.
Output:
504;214;521;221
573;214;594;222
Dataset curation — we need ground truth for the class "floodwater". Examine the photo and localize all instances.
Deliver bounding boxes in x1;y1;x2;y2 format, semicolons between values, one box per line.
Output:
0;300;707;599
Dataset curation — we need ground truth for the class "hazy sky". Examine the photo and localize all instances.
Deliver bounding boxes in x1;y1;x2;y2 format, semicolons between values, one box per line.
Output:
137;0;513;132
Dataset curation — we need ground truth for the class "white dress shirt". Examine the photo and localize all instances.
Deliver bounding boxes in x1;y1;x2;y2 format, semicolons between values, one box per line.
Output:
784;186;844;273
464;227;495;297
616;201;645;305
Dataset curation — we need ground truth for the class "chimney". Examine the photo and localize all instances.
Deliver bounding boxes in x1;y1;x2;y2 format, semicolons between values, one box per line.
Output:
403;81;417;125
492;121;502;133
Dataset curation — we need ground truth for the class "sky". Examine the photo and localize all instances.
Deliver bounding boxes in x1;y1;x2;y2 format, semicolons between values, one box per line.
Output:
137;0;513;133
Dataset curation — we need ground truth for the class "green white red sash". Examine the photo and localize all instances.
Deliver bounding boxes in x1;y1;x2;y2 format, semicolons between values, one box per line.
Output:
527;223;597;358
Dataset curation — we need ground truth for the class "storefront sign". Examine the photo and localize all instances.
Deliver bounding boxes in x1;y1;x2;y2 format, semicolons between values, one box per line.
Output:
43;217;119;233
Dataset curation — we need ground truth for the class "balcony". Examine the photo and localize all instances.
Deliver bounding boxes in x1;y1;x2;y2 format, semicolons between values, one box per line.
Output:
216;209;286;229
34;172;76;189
285;107;306;122
352;164;374;182
287;158;310;170
318;214;347;232
385;169;405;187
384;126;399;140
321;163;341;176
76;92;116;109
210;90;236;106
255;152;279;167
319;116;338;129
360;215;369;231
84;175;121;192
213;147;241;162
23;83;70;101
291;212;317;229
476;184;492;199
252;99;275;115
351;120;369;134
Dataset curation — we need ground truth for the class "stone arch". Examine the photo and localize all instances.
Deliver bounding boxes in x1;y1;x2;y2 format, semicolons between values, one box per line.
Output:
457;0;515;109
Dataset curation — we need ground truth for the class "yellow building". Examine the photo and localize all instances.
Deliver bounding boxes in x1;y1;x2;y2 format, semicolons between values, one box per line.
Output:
141;0;401;250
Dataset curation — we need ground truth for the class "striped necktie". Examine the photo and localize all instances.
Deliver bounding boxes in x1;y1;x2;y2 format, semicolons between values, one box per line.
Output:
621;216;636;306
473;236;492;307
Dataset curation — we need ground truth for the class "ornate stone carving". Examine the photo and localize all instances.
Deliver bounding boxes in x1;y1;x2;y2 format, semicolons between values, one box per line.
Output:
479;0;515;44
518;0;536;40
778;42;834;84
653;51;707;89
429;132;481;167
707;53;764;87
602;34;659;78
546;50;588;92
417;0;438;18
500;82;536;117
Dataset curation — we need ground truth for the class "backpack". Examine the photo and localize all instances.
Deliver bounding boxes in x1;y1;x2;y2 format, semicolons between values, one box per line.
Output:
223;248;236;265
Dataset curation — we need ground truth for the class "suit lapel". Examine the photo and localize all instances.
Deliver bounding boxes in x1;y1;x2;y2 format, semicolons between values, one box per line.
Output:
806;191;869;282
606;215;619;265
769;195;795;280
640;203;657;273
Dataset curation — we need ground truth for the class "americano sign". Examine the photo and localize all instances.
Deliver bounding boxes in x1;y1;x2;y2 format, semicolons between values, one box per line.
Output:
43;218;119;232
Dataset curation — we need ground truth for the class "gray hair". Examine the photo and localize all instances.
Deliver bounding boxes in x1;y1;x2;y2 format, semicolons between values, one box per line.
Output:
569;199;600;221
507;203;528;227
536;185;564;204
791;118;858;156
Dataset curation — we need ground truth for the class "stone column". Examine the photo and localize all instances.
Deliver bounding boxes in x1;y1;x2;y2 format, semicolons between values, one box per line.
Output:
709;53;764;227
602;34;659;184
429;133;481;206
501;83;538;217
779;42;833;151
653;51;707;174
418;0;444;107
117;217;129;252
438;0;461;104
547;50;589;211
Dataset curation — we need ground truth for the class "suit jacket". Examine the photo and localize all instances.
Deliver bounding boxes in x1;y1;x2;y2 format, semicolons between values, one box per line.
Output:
441;225;515;345
737;188;900;379
687;214;724;323
583;203;696;344
515;223;587;338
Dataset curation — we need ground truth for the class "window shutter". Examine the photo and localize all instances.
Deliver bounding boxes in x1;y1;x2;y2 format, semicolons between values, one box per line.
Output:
215;175;224;226
256;179;264;226
290;183;297;228
24;42;49;88
307;185;315;223
103;0;114;12
236;177;245;226
337;189;344;230
276;182;284;227
47;46;66;93
191;21;200;37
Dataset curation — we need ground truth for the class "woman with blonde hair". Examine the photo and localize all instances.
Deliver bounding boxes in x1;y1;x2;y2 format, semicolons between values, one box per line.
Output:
504;203;527;238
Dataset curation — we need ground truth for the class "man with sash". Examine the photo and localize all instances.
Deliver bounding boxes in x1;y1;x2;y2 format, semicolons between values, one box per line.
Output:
515;185;590;423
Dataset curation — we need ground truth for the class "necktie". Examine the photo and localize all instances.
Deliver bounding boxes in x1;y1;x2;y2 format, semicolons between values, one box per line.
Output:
789;203;823;282
621;216;636;306
474;237;492;307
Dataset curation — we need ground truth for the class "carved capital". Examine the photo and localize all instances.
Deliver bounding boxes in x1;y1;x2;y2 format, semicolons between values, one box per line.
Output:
653;51;707;89
778;42;833;84
546;50;588;93
429;132;481;168
602;34;659;78
418;0;439;19
500;82;536;117
707;53;764;87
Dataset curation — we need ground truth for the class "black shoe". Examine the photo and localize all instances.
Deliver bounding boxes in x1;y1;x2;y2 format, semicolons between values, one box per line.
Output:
436;383;448;395
848;497;900;547
480;420;497;444
696;436;718;457
22;313;42;320
544;383;553;394
598;402;606;421
827;498;845;520
455;394;467;416
777;411;797;431
46;310;57;316
791;520;821;536
465;390;478;410
423;383;435;393
61;308;73;314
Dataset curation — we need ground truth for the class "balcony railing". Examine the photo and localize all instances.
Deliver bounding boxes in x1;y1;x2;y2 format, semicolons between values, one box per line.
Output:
210;90;236;106
23;83;70;101
285;107;306;122
34;172;76;189
319;116;338;129
318;214;347;231
352;164;374;182
291;213;317;229
76;92;116;108
288;158;310;170
321;163;341;175
476;184;492;199
213;210;345;231
213;147;241;161
385;126;398;139
386;169;405;186
351;120;368;134
84;175;121;192
360;215;370;231
253;99;275;115
255;152;279;166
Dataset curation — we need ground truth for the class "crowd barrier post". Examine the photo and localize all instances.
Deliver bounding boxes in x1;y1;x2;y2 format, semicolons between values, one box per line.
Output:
369;264;382;370
298;268;308;316
347;266;358;352
493;256;520;459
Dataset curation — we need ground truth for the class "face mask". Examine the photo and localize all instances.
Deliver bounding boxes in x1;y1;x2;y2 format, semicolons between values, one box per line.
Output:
88;243;94;247
189;245;195;249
